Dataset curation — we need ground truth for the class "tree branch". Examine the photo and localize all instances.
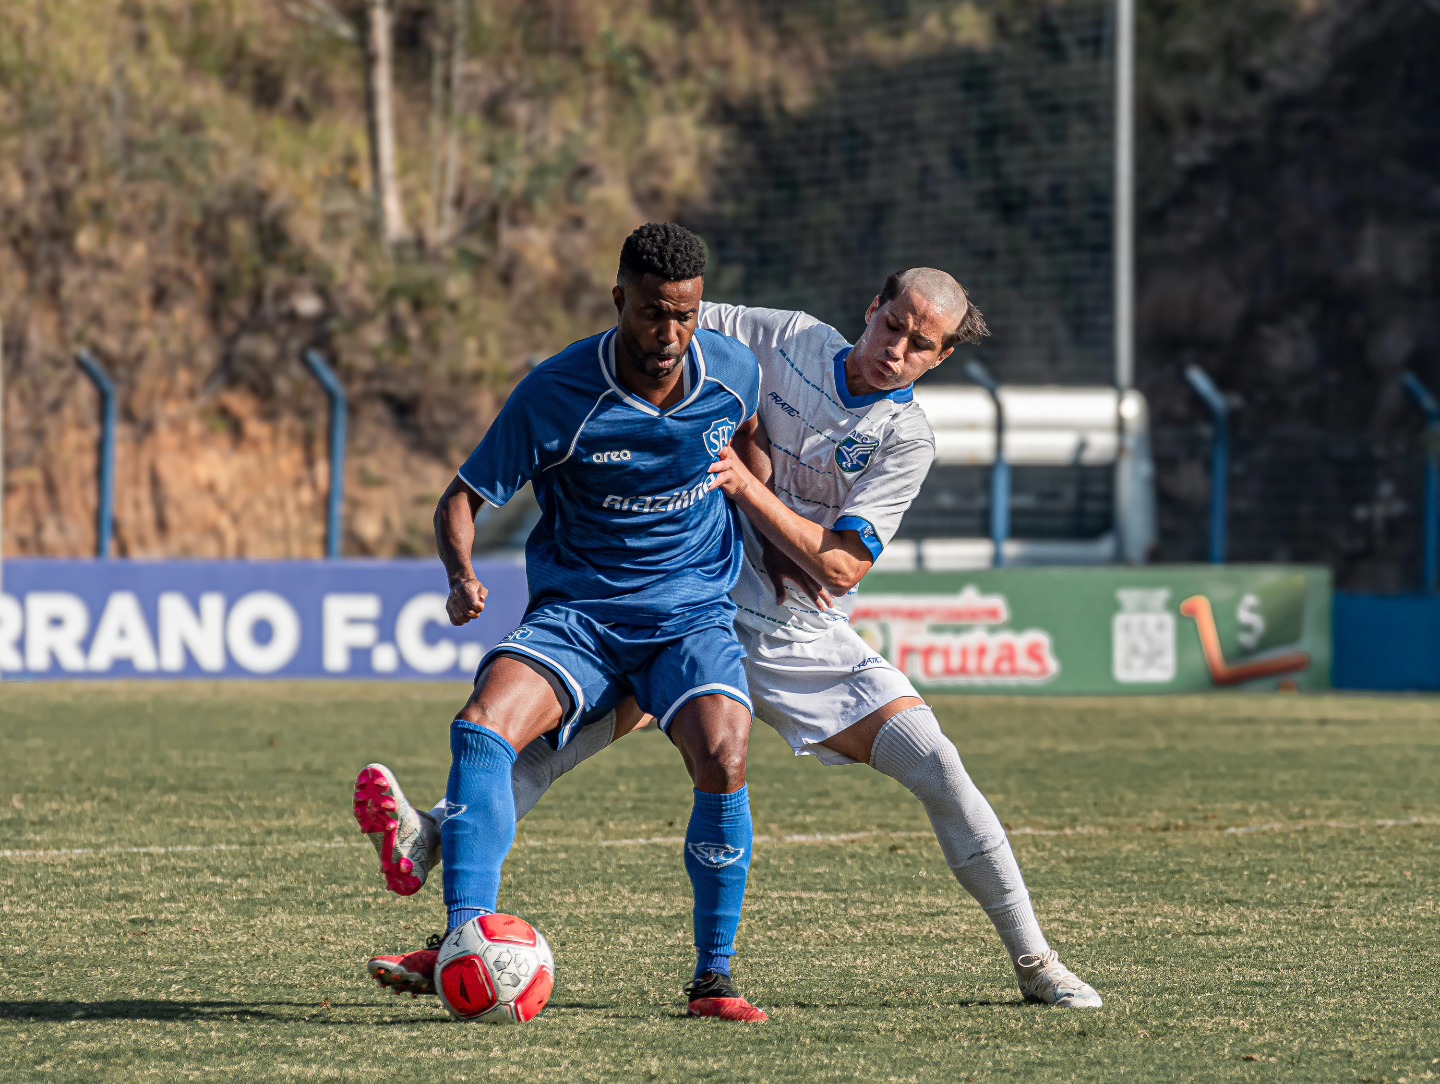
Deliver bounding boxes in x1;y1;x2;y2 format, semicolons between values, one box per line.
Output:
275;0;358;43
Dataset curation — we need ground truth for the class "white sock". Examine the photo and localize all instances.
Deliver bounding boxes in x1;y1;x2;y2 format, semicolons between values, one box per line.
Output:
428;710;617;829
869;705;1050;964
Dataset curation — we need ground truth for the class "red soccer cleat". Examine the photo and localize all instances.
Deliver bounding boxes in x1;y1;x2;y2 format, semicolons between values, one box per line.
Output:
367;935;442;997
685;971;768;1022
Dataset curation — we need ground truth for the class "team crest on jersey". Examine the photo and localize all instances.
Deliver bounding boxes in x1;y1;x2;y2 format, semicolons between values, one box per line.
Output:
835;434;880;473
686;842;746;868
703;418;736;459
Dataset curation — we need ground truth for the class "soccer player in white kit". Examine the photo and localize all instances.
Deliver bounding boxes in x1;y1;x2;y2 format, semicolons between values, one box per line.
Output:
358;268;1101;1009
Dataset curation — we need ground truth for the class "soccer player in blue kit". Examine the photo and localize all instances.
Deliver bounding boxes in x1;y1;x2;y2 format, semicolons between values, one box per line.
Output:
355;223;768;1022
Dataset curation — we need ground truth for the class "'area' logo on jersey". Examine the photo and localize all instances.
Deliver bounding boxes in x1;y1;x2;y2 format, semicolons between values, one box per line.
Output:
703;418;736;459
835;434;880;473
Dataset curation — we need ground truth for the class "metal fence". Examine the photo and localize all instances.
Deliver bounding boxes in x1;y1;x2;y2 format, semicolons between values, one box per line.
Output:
687;0;1119;386
1153;428;1427;592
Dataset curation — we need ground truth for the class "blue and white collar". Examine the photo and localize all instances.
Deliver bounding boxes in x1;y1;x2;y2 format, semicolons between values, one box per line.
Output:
598;328;706;417
833;347;914;409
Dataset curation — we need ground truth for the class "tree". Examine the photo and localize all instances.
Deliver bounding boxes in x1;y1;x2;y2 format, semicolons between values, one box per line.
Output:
277;0;410;252
363;0;410;249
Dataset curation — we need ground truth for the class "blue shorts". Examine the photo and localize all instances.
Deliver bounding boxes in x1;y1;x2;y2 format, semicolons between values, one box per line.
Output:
478;602;751;749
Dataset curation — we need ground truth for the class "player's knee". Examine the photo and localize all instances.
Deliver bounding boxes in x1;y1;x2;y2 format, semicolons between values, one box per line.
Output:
873;710;972;799
454;700;523;751
683;724;749;791
671;696;752;789
691;736;748;792
715;738;750;788
902;741;972;805
456;698;499;731
925;739;972;796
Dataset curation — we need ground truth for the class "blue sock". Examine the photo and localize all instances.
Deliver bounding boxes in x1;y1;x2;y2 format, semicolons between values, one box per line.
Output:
441;720;518;932
684;786;753;980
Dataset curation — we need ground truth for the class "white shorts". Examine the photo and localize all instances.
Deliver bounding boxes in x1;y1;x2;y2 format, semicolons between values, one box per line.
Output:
737;620;920;766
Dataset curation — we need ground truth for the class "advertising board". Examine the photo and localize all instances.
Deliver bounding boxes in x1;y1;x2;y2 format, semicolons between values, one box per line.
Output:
0;560;1330;691
0;559;527;681
853;566;1331;694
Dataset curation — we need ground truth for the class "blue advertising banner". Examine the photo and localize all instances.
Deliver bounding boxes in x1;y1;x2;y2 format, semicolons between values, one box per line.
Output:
0;559;530;681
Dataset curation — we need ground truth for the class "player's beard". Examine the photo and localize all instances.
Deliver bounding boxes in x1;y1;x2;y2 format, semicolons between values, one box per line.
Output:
617;327;684;385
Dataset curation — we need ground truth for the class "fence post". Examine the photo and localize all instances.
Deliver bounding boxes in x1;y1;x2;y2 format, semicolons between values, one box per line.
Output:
1184;365;1229;565
965;361;1009;568
303;350;348;559
1401;372;1439;593
76;351;117;559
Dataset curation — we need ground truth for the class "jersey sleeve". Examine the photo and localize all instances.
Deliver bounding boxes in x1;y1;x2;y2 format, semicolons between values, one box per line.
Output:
456;374;566;506
699;301;820;359
832;435;936;561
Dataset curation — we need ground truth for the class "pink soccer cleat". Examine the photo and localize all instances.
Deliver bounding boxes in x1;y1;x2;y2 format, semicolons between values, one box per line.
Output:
352;763;440;896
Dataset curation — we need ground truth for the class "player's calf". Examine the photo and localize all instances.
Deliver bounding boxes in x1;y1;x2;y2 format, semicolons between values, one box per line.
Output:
668;693;765;1018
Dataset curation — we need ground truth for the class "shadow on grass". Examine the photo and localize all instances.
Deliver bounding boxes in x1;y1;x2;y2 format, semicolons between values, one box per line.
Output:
645;997;1024;1020
0;999;442;1024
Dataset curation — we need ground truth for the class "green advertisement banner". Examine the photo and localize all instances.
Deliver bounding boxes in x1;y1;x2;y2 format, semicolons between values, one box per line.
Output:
853;566;1332;694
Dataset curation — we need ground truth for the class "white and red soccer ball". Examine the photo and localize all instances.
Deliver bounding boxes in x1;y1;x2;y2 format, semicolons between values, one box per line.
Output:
435;913;555;1023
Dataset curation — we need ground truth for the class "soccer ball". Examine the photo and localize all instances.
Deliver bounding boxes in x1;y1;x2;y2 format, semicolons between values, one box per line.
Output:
434;913;555;1023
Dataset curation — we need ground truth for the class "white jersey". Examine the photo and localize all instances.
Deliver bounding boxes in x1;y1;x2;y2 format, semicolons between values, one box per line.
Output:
699;302;936;642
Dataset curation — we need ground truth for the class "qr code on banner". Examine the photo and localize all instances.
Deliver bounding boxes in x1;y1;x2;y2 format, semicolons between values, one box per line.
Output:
1112;612;1176;683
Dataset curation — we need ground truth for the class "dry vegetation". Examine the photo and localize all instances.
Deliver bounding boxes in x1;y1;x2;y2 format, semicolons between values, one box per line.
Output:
2;0;1403;564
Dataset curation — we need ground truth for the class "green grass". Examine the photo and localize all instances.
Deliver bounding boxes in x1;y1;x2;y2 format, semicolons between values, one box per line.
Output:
2;686;1438;1083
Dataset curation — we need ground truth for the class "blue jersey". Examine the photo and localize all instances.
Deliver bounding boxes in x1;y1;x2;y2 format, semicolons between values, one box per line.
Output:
458;327;761;628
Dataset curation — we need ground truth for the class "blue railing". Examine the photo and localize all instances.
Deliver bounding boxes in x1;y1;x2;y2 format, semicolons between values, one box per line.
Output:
1184;365;1229;565
964;360;1009;568
76;351;117;558
304;351;348;559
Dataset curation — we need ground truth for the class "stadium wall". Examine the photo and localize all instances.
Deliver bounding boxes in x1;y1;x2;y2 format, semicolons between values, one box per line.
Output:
0;560;1331;692
1332;594;1440;692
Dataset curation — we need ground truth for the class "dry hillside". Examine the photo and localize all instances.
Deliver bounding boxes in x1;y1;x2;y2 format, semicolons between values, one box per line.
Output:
2;0;1435;589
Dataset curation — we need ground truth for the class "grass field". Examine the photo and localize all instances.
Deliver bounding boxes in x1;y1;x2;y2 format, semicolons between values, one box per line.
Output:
2;686;1438;1083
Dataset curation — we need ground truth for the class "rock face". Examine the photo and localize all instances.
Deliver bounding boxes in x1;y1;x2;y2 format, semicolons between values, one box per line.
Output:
1137;0;1440;589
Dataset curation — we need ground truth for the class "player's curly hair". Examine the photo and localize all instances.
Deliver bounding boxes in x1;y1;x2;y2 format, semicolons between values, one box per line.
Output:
617;222;708;285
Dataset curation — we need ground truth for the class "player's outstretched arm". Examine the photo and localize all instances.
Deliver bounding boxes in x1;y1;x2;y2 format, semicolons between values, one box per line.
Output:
709;443;873;595
434;476;489;626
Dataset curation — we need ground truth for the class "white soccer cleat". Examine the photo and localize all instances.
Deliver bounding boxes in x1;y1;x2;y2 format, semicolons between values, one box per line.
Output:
1015;950;1103;1008
352;763;440;896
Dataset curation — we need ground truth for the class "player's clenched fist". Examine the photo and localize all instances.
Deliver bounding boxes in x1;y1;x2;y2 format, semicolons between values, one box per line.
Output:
446;577;488;626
